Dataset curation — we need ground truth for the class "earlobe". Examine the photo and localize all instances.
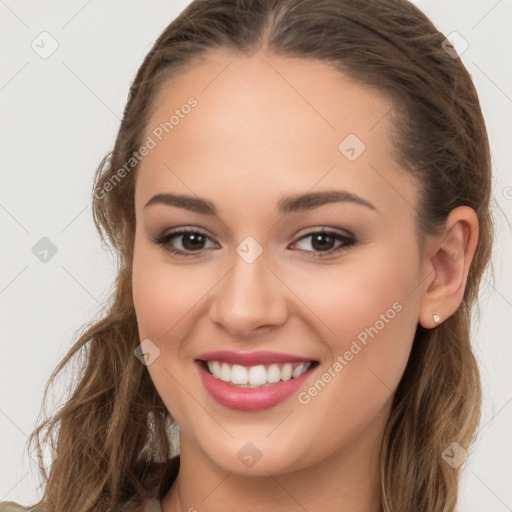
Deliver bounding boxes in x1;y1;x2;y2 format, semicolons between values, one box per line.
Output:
418;206;479;329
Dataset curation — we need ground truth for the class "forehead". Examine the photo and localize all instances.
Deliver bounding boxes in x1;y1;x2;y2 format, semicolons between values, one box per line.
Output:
135;50;417;222
145;49;393;146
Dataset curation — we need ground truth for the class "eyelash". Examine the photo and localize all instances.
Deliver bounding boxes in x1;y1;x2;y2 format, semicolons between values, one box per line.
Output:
151;228;356;259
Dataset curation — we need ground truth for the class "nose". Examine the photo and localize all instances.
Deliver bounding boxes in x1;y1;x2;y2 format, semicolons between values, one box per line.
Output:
208;250;289;339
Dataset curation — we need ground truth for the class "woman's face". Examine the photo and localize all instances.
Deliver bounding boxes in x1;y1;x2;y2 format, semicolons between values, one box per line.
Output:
132;50;425;476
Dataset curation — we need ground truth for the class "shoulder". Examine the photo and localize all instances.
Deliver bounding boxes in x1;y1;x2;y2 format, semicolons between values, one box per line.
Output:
142;498;163;512
0;502;42;512
0;456;179;512
0;499;162;512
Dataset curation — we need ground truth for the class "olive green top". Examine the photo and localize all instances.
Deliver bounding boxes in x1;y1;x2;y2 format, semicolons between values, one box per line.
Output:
0;455;180;511
0;498;163;511
0;504;36;512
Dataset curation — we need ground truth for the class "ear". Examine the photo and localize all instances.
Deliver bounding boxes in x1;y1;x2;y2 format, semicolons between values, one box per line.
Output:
418;206;479;329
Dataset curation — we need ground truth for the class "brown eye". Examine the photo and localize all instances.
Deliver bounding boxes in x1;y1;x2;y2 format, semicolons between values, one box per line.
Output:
179;232;208;251
291;230;355;258
153;229;217;256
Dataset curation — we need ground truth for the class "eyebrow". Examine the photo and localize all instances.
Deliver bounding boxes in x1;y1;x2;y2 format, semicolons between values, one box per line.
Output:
144;190;378;215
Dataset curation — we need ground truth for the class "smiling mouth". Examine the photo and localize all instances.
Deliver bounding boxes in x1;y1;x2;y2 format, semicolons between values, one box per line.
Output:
198;360;320;388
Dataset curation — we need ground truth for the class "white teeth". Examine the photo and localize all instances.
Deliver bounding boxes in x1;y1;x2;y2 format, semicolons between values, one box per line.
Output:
230;364;248;384
220;362;231;382
211;361;221;376
205;360;313;387
248;365;267;386
292;363;305;378
267;363;281;383
281;363;293;381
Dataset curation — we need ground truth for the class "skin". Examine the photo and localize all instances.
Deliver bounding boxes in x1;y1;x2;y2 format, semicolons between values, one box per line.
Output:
131;49;479;512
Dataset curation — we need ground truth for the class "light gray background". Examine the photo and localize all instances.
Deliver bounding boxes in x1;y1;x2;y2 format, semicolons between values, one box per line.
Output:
1;1;511;509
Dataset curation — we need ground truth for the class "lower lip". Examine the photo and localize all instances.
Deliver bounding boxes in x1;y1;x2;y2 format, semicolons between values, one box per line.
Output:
196;361;317;411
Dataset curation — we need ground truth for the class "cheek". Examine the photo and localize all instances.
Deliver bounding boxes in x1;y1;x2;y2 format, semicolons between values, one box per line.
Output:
131;247;208;423
294;241;418;340
291;243;419;408
132;249;207;343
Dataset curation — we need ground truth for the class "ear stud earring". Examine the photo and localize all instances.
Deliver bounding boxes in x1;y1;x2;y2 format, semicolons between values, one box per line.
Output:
433;312;440;324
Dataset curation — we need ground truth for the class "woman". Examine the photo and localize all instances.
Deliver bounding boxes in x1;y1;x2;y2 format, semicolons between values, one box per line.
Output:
1;0;494;510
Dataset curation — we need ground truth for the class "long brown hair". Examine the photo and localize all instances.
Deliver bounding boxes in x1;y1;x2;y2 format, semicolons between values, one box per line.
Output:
26;1;493;511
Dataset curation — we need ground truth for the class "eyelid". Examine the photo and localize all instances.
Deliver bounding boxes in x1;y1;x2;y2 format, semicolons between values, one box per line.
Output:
294;226;355;240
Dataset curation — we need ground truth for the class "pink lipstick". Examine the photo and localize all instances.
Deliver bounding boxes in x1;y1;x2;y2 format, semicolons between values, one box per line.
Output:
195;350;319;411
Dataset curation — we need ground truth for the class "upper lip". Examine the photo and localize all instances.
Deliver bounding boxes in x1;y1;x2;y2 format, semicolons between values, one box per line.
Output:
196;350;317;367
